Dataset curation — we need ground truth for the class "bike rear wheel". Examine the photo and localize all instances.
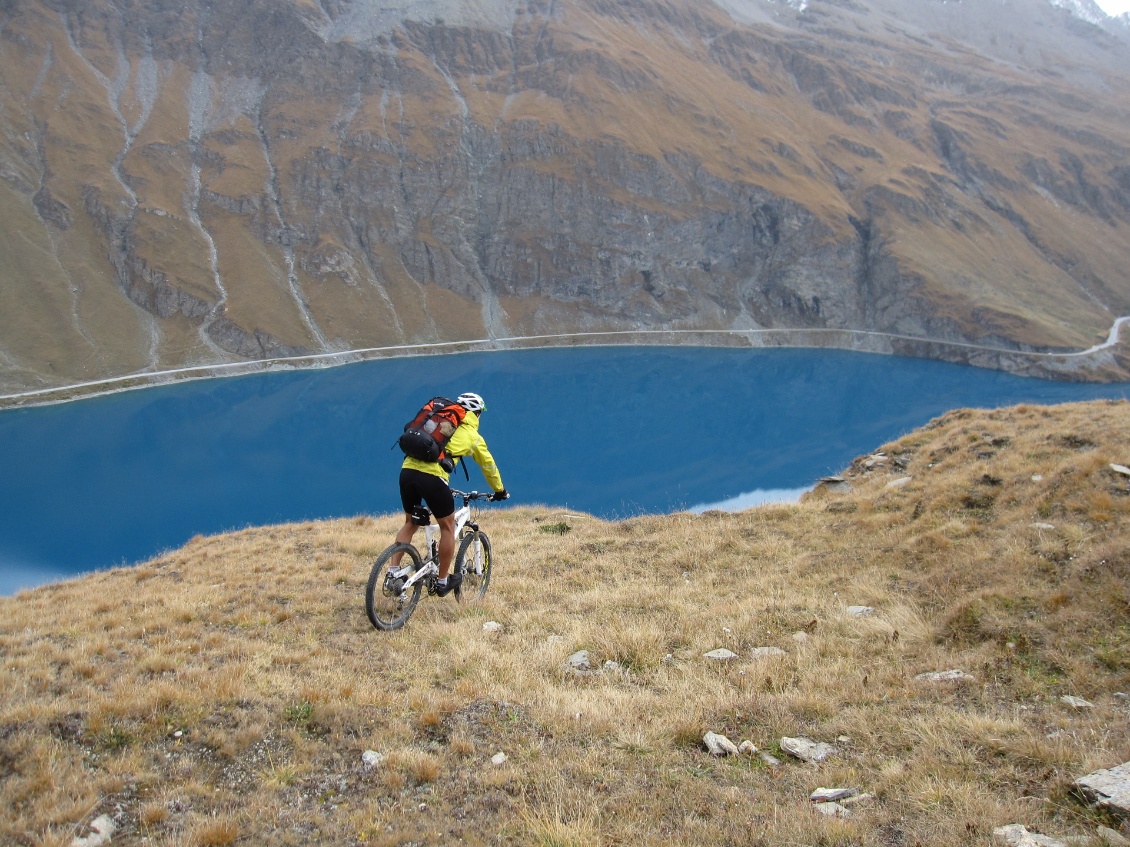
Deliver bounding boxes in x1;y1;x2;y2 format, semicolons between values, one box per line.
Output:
454;529;492;601
366;542;424;630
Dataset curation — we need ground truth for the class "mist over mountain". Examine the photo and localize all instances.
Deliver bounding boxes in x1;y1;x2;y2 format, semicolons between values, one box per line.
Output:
1;0;1129;394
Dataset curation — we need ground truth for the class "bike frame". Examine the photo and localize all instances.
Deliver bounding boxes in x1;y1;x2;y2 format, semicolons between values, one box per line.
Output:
392;489;484;591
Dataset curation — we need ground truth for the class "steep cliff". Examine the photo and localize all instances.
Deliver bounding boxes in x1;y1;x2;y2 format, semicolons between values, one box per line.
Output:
1;0;1129;393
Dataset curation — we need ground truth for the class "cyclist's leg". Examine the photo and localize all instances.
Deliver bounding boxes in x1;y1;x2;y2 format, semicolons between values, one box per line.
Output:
413;472;457;580
435;512;456;579
391;513;417;566
393;469;428;565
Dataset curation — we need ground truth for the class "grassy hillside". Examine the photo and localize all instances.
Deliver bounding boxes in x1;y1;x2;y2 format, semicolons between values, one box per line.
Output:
3;400;1130;846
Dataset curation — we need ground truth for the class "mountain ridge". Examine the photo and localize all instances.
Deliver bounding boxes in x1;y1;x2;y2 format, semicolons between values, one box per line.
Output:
2;0;1129;393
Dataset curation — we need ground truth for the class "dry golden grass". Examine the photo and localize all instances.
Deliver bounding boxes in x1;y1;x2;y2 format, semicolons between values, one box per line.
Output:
3;399;1130;845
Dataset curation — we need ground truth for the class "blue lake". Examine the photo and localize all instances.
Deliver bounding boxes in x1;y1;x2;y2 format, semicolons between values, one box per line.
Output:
1;345;1128;595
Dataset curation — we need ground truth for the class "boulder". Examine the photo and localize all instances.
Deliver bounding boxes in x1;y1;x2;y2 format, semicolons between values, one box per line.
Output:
781;736;836;763
704;731;740;756
750;646;788;659
915;669;975;683
566;650;594;672
1060;695;1094;709
71;816;116;847
992;823;1069;846
703;648;738;660
1075;762;1130;817
810;787;859;803
817;476;853;494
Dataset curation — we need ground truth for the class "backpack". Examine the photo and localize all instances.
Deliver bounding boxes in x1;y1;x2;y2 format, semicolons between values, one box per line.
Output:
398;397;466;467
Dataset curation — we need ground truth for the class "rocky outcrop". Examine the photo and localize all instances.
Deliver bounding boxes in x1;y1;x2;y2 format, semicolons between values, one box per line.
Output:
1;0;1129;392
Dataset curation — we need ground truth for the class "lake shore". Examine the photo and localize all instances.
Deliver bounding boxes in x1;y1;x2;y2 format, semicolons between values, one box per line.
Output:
3;321;1129;410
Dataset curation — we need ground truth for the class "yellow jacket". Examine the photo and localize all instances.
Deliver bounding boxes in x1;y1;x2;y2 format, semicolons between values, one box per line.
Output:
401;411;504;491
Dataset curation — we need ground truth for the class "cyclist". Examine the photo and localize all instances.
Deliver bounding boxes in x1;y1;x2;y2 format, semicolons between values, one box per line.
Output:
393;392;509;596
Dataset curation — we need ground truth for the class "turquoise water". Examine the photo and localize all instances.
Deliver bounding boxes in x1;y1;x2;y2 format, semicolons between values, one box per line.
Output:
1;346;1127;594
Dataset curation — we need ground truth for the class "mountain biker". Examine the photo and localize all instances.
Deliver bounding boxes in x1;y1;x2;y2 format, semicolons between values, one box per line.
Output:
393;391;509;596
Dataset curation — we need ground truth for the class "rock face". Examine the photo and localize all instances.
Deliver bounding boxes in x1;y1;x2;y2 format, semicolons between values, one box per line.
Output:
1075;761;1130;817
1;0;1130;392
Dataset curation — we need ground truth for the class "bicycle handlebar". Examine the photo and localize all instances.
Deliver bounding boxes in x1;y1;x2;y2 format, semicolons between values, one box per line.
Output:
450;488;495;502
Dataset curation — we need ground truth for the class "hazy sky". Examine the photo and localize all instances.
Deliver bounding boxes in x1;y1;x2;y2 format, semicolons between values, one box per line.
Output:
1095;0;1130;15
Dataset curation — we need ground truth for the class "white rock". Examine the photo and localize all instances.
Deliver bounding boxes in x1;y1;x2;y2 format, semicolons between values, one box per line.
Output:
491;751;507;765
482;621;504;633
1097;825;1130;846
738;740;759;755
810;787;859;803
603;660;622;672
750;646;787;659
1032;474;1045;482
817;476;853;493
780;736;836;763
1060;695;1094;709
993;823;1069;847
1075;761;1130;817
566;650;593;671
71;815;117;847
885;476;912;489
846;606;875;617
361;750;385;769
915;669;975;683
703;648;738;660
792;631;809;643
1031;522;1057;530
814;801;849;818
759;751;783;767
1111;464;1130;477
704;731;740;756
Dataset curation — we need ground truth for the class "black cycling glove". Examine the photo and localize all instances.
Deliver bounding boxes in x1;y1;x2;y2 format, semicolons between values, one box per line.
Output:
491;489;510;502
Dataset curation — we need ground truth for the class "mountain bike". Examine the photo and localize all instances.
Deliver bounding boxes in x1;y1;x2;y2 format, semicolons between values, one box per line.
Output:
365;488;495;630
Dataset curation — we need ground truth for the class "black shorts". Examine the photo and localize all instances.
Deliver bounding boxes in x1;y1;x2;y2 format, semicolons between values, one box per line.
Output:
399;468;455;520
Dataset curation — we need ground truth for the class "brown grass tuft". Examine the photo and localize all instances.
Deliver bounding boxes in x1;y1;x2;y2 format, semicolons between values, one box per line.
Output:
190;816;240;847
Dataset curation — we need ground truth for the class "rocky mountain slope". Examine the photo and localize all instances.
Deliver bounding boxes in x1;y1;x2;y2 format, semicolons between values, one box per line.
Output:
1;0;1129;393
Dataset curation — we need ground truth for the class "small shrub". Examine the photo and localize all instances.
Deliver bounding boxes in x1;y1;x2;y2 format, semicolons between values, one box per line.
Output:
97;725;132;752
284;702;313;726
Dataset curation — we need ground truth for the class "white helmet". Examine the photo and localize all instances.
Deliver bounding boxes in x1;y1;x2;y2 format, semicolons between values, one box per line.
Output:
457;392;486;413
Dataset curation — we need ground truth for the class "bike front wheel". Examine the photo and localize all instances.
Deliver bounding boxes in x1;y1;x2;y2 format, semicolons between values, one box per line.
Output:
366;542;424;630
454;529;492;601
